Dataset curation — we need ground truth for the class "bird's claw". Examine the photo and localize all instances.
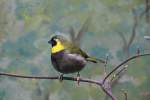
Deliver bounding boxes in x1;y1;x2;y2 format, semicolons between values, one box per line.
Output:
77;73;80;85
59;74;64;82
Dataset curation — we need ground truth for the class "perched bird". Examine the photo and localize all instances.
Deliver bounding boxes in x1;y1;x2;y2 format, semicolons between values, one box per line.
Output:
48;35;105;81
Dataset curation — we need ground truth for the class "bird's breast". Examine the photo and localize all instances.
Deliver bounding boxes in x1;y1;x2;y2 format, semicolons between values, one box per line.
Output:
51;50;86;74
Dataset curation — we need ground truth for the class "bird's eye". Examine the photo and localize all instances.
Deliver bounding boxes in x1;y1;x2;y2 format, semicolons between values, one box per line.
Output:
51;38;57;46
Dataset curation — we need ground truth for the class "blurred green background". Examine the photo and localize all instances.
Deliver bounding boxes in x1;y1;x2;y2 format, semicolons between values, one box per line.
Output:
0;0;150;100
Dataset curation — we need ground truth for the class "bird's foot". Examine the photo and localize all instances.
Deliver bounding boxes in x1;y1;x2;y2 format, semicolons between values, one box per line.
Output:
77;72;80;85
59;74;64;82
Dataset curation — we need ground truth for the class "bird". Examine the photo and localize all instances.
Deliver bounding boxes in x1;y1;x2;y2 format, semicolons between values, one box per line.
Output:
48;34;105;82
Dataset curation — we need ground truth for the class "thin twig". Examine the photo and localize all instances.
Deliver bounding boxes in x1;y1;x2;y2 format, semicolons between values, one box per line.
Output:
110;65;128;82
103;53;150;84
115;65;128;76
121;89;128;100
104;54;109;76
104;65;127;100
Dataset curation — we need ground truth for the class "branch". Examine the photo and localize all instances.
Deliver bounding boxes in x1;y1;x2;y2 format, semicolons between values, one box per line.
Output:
110;65;128;83
1;53;150;100
103;53;150;84
0;72;116;100
0;73;100;84
104;65;127;100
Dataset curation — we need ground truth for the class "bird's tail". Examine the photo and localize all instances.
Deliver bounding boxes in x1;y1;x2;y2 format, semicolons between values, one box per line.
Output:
86;56;105;64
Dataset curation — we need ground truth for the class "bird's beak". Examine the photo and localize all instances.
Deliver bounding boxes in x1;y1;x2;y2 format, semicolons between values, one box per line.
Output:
48;40;51;44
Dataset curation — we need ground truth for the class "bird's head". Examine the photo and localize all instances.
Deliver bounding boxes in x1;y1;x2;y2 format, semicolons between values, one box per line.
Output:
48;35;67;53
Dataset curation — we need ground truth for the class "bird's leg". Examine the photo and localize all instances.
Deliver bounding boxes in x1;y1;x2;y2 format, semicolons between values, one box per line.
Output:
59;73;64;82
77;72;80;85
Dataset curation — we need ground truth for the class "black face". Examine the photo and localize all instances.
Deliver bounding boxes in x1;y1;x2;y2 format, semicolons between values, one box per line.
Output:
48;37;57;47
48;35;65;46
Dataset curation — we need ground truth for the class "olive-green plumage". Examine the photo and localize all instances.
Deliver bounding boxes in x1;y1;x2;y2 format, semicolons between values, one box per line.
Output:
48;35;104;74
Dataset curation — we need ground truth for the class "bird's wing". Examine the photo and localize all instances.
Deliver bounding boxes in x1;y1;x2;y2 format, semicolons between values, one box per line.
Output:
75;16;91;46
64;42;88;58
64;42;105;64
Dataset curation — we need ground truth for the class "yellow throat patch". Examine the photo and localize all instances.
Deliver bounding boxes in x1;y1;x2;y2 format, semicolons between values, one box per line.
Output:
51;39;65;53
